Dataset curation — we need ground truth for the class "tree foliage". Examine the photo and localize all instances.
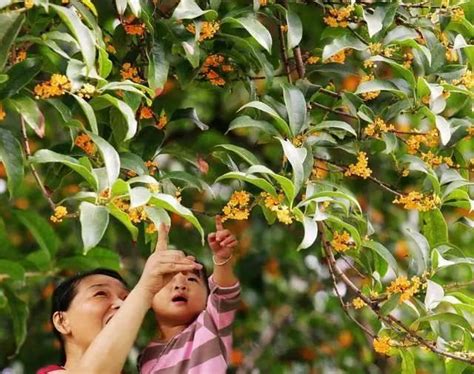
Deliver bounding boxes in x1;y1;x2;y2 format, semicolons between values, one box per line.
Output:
0;0;473;372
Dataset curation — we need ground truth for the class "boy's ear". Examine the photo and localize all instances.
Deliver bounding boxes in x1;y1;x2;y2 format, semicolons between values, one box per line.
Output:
52;311;71;335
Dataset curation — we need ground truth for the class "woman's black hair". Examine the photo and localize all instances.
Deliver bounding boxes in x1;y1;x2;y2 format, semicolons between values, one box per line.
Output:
51;268;128;365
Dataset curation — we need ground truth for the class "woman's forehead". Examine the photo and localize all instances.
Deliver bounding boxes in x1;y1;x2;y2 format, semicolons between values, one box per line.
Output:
77;274;129;292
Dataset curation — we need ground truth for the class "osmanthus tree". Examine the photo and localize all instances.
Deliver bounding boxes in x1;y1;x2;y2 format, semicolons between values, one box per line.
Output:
0;0;473;372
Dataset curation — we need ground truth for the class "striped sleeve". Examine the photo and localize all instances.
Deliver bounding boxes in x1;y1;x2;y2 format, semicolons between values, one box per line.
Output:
206;276;240;332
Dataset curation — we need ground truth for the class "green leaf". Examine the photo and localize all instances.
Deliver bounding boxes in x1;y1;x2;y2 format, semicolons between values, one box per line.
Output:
144;206;171;227
297;216;318;251
86;247;121;271
50;5;96;74
90;94;137;140
172;0;213;19
127;0;141;17
88;133;120;187
0;260;25;282
129;186;151;208
216;171;278;196
215;144;261;166
80;202;110;252
98;81;153;99
282;84;306;135
286;9;302;50
14;210;59;257
107;202;138;240
182;41;200;69
30;149;98;190
445;360;469;374
312;120;357;138
322;35;366;60
7;96;45;137
171;108;209;130
369;56;416;89
161;171;204;191
420;209;448;248
399;349;416;374
97;47;113;79
383;26;419;44
356;80;407;98
0;58;42;100
278;138;306;194
380;293;401;315
224;16;272;53
148;41;169;96
363;6;385;37
149;194;204;244
0;11;25;71
435;115;451;146
411;312;472;333
71;93;98;134
424;280;444;310
238;101;290;137
227;115;279;136
405;228;430;274
0;127;24;198
4;287;29;355
362;240;399;276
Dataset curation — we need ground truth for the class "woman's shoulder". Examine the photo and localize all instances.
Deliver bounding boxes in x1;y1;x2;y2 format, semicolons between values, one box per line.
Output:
36;364;65;374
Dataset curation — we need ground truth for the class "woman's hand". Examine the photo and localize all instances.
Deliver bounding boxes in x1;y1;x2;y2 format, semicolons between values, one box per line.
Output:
137;224;202;298
207;216;238;261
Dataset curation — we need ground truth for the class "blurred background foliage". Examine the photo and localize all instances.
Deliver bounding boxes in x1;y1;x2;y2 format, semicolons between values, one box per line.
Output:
0;0;473;373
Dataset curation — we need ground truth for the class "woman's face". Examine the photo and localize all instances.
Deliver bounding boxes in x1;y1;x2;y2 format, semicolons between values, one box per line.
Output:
61;274;129;349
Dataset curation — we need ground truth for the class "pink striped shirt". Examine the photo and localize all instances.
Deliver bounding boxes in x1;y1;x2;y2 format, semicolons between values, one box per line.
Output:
139;277;240;374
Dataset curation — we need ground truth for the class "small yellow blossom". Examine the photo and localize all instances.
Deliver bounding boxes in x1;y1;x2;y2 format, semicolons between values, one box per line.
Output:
50;206;68;223
402;52;414;69
200;54;231;86
275;205;293;225
368;43;382;55
25;0;34;9
386;275;421;303
451;8;464;22
344;152;372;179
352;297;366;309
222;191;251;222
331;230;353;252
0;104;6;121
306;56;320;65
156;113;168;129
325;50;346;64
129;207;148;223
439;32;449;47
363;60;376;69
77;83;96;99
259;0;268;6
34;74;71;99
148;183;160;193
145;223;157;234
406;129;439;154
383;46;396;58
120;63;143;83
454;70;473;89
393;191;441;212
445;48;458;62
145;160;158;174
364;118;395;138
13;49;27;64
75;133;96;156
260;192;284;210
139;106;154;119
359;74;380;101
122;15;146;36
323;6;353;28
312;160;328;180
421;151;454;168
186;21;220;42
373;336;391;355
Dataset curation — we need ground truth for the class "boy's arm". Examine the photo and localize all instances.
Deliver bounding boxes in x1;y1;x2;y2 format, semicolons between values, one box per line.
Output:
207;216;238;287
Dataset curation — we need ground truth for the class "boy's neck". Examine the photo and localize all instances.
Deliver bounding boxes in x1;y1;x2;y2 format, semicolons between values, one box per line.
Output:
155;322;188;342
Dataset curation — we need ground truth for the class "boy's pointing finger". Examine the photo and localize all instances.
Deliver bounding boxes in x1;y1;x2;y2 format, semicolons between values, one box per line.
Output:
215;215;224;231
155;223;169;252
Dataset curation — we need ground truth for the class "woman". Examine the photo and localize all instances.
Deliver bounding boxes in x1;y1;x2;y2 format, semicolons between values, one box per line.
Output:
38;225;202;374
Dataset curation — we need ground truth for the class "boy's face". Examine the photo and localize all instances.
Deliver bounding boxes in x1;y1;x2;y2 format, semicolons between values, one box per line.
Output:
152;270;207;325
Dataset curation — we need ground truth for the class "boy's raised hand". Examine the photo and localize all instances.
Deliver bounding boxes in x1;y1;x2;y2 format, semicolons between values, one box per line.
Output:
207;215;238;260
138;223;202;297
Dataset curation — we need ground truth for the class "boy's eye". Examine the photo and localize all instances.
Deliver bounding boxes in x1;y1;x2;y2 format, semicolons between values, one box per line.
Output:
188;277;198;282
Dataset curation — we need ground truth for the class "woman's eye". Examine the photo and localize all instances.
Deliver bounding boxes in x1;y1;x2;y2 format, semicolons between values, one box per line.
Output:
94;291;107;297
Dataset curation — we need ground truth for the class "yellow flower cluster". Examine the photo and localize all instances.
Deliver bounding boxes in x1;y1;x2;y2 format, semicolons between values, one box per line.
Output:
402;52;414;69
261;192;283;209
156;112;168;129
50;206;68;223
445;48;458;62
145;223;157;234
222;191;251;222
352;297;366;309
25;0;33;9
145;160;158;174
122;15;146;36
34;74;71;99
201;54;233;86
275;205;293;225
0;104;5;121
186;21;220;42
260;192;293;224
452;70;473;89
114;198;148;224
75;133;96;156
12;49;27;64
393;191;441;212
306;56;320;65
439;32;449;47
312;160;328;180
363;59;376;69
364;118;395;138
368;43;382;55
451;7;464;22
386;275;421;303
259;0;268;6
139;106;154;119
104;36;116;54
360;74;380;101
325;50;346;64
406;129;439;154
291;135;306;147
344;152;372;179
331;230;353;252
373;336;391;355
77;83;96;99
323;6;353;28
421;151;454;168
120;63;143;83
383;46;396;58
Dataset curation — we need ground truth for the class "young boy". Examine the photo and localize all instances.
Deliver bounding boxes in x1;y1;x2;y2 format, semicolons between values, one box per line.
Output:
139;216;240;373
